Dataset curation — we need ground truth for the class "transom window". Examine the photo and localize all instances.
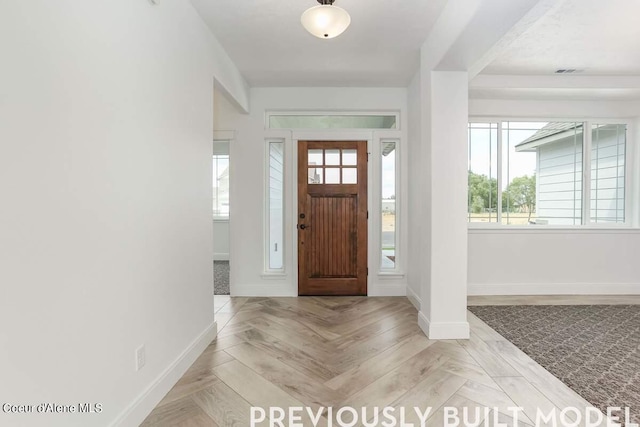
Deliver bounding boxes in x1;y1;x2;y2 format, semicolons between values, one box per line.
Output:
308;148;358;184
268;113;398;130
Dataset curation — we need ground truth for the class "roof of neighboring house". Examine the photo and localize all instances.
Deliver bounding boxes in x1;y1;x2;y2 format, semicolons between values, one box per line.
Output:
382;141;396;156
515;122;583;152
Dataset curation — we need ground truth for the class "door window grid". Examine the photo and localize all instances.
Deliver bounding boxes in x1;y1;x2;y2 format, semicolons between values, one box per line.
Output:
308;148;358;185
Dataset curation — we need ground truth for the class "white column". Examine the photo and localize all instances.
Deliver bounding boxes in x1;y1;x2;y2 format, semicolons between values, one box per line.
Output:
418;70;470;339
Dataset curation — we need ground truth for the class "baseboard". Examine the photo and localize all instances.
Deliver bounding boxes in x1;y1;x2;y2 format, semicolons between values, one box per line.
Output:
110;321;218;427
232;284;296;297
406;286;421;310
418;311;470;339
213;253;229;261
368;284;406;296
468;282;640;296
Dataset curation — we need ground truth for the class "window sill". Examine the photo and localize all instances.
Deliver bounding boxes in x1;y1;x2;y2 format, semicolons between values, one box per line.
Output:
468;226;640;234
213;217;230;222
377;272;405;279
261;272;287;280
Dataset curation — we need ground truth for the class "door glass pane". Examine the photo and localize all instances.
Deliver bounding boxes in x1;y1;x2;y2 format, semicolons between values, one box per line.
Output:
342;149;357;166
308;168;323;184
308;149;323;166
325;149;340;165
342;168;357;184
325;168;340;184
381;141;396;270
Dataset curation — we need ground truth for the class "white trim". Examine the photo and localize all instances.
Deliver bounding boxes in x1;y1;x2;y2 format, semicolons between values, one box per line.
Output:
468;227;640;234
406;286;421;311
232;284;296;297
418;311;470;340
377;272;406;279
260;273;288;280
213;253;229;261
468;283;640;296
213;130;235;141
368;284;406;297
110;321;217;427
472;116;637;123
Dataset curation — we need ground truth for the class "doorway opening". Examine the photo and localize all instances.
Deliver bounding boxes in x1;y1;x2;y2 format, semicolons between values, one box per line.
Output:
213;139;230;295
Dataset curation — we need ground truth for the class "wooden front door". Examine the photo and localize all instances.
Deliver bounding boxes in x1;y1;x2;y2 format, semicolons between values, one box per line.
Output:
298;141;368;296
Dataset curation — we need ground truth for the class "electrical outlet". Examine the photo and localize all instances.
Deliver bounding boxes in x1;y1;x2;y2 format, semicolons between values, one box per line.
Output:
135;345;146;371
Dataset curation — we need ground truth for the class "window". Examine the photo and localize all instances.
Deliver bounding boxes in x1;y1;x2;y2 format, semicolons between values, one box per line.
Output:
591;124;626;223
267;113;398;129
468;123;498;223
381;141;397;270
504;122;583;226
212;141;230;218
267;140;285;271
468;120;629;226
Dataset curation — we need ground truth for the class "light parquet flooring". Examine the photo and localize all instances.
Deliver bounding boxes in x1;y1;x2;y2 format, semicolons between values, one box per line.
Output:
142;297;602;426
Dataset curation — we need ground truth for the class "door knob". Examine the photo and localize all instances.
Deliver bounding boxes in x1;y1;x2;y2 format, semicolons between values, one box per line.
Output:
299;224;307;230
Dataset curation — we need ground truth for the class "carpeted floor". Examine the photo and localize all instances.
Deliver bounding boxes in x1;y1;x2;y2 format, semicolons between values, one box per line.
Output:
214;261;229;295
469;305;640;424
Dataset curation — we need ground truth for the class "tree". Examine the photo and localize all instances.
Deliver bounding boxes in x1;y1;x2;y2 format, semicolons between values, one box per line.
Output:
468;171;498;215
504;175;536;220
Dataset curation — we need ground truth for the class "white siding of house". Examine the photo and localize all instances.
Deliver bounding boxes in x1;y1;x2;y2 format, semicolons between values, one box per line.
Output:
591;124;626;223
268;142;285;270
536;135;583;225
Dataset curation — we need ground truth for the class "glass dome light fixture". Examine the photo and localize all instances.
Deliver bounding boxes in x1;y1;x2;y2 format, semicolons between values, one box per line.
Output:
301;0;351;39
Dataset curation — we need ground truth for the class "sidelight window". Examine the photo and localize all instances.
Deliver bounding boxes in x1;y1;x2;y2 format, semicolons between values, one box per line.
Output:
380;140;397;270
267;140;285;271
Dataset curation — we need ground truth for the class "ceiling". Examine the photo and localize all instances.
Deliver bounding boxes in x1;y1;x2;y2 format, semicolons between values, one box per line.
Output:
482;0;640;76
190;0;447;87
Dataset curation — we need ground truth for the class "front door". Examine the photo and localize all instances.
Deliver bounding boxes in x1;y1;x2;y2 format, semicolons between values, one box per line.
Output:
298;141;368;296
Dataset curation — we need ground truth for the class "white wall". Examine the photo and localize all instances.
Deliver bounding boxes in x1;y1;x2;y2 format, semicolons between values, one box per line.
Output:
406;72;424;308
225;87;408;296
213;221;230;260
0;1;248;426
469;98;640;295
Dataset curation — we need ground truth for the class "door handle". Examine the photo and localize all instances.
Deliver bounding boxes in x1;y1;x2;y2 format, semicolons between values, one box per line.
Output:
299;224;307;230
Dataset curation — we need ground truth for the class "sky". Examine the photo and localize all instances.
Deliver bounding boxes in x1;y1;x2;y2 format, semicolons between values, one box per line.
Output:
469;122;543;190
382;149;395;199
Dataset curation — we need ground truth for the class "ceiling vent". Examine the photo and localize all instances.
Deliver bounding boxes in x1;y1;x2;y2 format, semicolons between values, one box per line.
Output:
555;69;583;74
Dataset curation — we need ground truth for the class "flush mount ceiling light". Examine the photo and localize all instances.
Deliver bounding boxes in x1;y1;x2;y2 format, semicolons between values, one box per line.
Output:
301;0;351;39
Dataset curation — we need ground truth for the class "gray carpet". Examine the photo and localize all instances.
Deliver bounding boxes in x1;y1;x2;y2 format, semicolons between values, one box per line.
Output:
469;305;640;424
214;261;229;295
